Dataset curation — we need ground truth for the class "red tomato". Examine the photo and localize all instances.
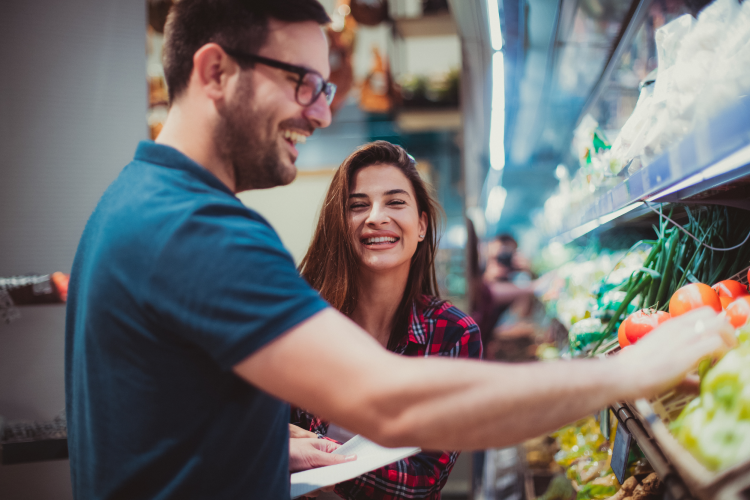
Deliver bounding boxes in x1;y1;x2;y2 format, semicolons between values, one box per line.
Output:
712;279;748;309
622;309;671;344
668;283;722;317
617;321;631;348
726;296;750;328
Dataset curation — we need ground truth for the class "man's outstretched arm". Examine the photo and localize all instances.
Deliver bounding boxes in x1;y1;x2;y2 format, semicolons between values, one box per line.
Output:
235;307;734;451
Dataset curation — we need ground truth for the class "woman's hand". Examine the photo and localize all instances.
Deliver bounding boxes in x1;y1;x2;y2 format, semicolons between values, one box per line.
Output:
290;423;318;439
289;437;356;473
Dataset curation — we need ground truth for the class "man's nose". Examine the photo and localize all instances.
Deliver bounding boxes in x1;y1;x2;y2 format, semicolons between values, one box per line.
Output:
303;92;333;129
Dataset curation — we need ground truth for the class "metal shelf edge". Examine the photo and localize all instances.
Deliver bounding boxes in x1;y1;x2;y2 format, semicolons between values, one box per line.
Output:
554;96;750;243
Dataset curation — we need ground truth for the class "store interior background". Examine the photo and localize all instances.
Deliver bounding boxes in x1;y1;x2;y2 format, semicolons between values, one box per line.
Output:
0;0;479;497
2;0;738;497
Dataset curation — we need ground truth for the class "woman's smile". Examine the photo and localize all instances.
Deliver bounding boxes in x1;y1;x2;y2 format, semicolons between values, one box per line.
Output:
360;230;401;250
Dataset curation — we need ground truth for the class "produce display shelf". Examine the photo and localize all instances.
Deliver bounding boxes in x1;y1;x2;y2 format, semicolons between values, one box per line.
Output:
0;416;69;465
611;402;695;500
555;95;750;243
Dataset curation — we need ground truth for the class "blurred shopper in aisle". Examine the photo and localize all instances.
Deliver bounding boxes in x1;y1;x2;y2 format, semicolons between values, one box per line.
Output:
468;231;536;357
66;1;737;499
293;141;482;499
482;234;541;361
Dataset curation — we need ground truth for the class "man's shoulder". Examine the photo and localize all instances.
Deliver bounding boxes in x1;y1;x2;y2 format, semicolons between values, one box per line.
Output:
109;160;275;237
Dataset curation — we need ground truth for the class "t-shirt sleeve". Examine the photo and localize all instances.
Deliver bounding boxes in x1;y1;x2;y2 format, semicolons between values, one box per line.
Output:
147;202;329;370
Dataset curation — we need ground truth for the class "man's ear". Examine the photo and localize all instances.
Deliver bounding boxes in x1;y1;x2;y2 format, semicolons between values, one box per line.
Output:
190;43;238;102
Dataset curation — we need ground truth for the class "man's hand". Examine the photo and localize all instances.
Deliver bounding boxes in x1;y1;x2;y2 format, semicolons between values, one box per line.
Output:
289;437;356;473
613;307;737;399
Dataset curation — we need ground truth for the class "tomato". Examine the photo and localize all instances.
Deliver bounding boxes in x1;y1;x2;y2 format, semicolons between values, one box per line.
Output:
726;296;750;328
622;309;671;344
712;279;748;309
669;283;722;317
617;321;631;348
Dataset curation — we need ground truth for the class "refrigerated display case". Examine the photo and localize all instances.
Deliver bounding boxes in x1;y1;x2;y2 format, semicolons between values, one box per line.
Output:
478;0;750;497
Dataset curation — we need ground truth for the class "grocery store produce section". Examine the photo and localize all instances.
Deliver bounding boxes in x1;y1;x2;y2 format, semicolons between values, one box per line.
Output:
479;0;750;498
524;217;750;498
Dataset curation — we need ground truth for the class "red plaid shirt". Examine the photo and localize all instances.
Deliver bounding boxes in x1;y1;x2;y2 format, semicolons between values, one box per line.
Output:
291;295;482;499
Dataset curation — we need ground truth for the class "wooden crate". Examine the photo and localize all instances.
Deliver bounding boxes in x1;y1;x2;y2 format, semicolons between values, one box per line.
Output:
633;398;750;500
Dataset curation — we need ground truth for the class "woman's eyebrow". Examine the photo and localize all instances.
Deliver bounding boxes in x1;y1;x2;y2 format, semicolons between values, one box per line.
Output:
384;189;410;197
348;193;368;199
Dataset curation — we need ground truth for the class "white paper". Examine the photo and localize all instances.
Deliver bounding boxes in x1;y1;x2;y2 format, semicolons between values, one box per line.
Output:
290;435;420;499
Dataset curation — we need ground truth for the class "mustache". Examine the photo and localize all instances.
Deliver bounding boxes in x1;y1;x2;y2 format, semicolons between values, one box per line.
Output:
278;118;315;135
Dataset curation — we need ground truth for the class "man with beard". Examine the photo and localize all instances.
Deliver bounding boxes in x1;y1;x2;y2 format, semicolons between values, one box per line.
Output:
66;0;736;499
67;2;347;499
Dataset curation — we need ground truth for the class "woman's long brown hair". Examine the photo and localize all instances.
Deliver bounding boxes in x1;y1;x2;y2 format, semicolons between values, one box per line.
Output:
299;141;442;350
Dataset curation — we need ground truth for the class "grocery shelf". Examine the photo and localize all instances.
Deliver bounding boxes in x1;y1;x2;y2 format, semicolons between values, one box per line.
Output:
0;416;69;465
395;108;462;132
611;402;695;500
555;95;750;243
392;13;457;38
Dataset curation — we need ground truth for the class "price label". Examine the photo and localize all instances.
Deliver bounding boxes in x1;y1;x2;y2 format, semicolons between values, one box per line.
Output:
600;408;611;440
0;288;21;324
611;420;632;485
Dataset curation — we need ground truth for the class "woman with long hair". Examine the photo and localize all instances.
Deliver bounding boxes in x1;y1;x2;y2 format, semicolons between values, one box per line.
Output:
292;141;482;499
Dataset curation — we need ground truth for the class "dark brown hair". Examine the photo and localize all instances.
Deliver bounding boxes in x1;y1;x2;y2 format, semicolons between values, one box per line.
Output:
299;141;442;350
162;0;331;102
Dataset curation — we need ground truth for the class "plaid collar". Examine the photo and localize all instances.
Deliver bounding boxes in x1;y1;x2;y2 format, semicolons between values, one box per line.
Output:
392;295;441;353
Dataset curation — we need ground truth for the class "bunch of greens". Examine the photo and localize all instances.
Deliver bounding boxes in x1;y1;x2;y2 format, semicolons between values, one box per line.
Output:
589;205;750;354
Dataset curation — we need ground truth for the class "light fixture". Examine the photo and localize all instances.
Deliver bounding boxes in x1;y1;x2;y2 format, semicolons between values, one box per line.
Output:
487;0;504;51
489;51;505;171
485;186;508;224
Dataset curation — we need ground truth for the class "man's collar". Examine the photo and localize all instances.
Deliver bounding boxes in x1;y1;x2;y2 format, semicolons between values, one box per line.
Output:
133;141;235;197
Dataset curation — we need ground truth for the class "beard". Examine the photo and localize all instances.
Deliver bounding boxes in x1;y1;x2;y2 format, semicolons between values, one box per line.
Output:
213;76;297;192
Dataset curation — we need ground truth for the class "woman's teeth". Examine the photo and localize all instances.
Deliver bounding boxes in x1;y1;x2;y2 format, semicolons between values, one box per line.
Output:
363;237;398;244
283;130;307;145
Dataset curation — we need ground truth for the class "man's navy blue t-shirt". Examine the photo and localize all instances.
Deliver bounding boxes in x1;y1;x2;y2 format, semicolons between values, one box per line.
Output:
65;141;328;499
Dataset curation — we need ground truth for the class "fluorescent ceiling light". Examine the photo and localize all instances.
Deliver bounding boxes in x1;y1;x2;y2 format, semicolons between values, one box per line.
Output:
490;51;505;171
487;0;503;51
485;185;507;224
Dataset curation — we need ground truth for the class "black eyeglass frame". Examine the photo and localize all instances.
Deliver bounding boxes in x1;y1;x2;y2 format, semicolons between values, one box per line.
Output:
220;46;337;106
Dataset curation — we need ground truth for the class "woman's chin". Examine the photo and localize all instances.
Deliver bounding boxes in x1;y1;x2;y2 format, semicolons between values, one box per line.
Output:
360;256;410;274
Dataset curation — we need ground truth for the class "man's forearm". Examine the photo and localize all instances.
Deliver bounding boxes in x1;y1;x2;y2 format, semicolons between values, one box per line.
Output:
352;357;629;450
235;307;732;451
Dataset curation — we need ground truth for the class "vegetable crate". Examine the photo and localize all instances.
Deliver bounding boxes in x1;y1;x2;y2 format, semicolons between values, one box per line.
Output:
630;263;750;500
607;265;750;499
632;398;750;500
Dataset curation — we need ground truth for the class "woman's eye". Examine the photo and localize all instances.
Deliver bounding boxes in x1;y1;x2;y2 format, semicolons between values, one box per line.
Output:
350;203;367;209
388;200;406;206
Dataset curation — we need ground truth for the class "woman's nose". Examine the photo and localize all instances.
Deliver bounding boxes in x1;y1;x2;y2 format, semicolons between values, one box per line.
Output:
365;203;389;225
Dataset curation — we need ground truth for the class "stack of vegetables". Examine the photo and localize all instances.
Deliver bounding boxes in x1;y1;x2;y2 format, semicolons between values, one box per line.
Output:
669;325;750;471
538;249;648;335
599;206;750;473
552;417;618;500
571;205;750;355
550;417;660;500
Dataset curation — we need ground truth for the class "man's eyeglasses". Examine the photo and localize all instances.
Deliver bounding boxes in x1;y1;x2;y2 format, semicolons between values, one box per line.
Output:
221;46;337;107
